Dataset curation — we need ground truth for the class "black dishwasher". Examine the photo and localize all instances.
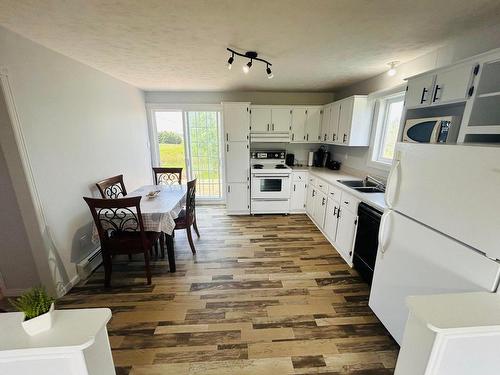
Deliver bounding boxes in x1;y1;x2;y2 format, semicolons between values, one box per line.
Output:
353;202;383;285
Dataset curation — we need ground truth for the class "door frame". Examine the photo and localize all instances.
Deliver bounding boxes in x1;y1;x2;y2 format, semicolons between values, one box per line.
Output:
145;103;225;202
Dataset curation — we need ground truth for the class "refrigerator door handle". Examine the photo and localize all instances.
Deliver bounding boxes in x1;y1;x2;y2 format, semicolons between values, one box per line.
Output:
385;159;401;208
378;210;392;254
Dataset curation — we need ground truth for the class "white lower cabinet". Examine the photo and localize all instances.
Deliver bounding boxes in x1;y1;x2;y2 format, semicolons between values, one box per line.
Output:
335;206;358;263
305;175;360;266
312;190;327;227
226;182;249;215
290;180;307;213
323;197;340;242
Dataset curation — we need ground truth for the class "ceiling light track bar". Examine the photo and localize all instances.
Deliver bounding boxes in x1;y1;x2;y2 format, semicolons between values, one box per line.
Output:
226;48;272;66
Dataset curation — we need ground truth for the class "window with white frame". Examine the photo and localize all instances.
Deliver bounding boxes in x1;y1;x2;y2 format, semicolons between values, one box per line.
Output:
370;91;405;167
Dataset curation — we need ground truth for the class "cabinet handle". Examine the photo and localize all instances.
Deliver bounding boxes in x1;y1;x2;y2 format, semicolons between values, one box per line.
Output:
322;197;325;206
292;133;295;141
468;86;475;97
228;185;231;193
324;134;327;141
307;134;309;141
343;134;347;143
293;184;296;191
420;88;428;104
432;85;441;102
272;123;275;131
337;207;341;218
226;144;229;152
312;189;315;197
344;201;349;205
267;124;270;131
226;133;229;141
332;133;336;142
333;206;337;216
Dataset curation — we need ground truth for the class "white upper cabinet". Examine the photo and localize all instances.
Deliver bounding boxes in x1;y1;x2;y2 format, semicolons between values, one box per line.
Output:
405;63;477;108
305;106;322;143
291;107;307;142
250;107;271;132
329;101;341;143
320;104;331;142
432;63;476;105
405;75;436;108
222;102;250;142
334;96;371;146
250;106;291;133
272;108;292;132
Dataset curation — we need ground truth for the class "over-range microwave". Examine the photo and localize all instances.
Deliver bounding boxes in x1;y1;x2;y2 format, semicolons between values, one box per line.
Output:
402;116;460;144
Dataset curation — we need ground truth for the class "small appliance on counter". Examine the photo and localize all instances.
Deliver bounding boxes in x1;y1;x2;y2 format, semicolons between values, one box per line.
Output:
307;152;314;167
313;146;330;167
285;153;295;166
326;160;341;170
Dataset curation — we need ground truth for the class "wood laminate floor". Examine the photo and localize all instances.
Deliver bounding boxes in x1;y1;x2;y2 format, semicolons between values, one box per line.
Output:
59;206;399;374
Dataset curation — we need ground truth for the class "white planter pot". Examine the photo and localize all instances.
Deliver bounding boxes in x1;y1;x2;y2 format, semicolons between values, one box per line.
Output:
22;303;55;336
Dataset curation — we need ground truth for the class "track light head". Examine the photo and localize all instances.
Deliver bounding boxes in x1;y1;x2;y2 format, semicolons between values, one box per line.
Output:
266;66;274;79
243;59;252;74
227;54;234;70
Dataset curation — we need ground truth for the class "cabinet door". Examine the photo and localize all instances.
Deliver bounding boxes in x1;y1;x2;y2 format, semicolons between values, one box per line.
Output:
312;190;327;228
271;108;292;132
225;141;248;182
306;107;322;142
291;107;307;142
320;105;331;142
336;207;358;260
432;64;475;105
330;102;341;143
223;103;250;142
305;184;315;215
250;107;271;133
290;181;307;212
405;75;436;108
226;183;249;214
323;198;340;242
338;98;354;144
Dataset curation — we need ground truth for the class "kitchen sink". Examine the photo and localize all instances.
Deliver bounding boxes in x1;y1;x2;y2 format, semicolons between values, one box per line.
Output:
353;186;385;193
337;179;379;188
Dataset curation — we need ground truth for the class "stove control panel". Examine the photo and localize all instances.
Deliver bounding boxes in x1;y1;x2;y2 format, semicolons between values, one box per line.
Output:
251;151;286;159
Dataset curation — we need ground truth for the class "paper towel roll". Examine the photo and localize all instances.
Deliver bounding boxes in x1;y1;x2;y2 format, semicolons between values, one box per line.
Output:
308;151;314;167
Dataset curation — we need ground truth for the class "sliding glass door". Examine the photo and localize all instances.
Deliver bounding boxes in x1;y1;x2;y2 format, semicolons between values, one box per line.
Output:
149;106;223;201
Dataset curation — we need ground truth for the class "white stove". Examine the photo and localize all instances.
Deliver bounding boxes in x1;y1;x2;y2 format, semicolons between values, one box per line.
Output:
250;150;291;214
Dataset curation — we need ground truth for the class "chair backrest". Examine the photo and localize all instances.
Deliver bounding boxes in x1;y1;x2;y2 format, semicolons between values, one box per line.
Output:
95;175;127;199
153;167;182;185
185;179;196;224
83;196;147;246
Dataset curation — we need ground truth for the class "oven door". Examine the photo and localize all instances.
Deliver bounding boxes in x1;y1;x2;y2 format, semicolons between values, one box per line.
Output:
251;174;291;199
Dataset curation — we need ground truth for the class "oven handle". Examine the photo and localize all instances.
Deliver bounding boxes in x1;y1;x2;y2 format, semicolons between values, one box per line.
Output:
252;174;290;178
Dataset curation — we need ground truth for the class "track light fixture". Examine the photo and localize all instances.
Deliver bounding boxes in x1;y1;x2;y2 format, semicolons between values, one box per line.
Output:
227;52;234;70
387;61;399;77
226;48;273;79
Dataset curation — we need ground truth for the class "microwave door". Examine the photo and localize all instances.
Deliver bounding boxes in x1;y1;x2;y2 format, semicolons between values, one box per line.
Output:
404;120;439;143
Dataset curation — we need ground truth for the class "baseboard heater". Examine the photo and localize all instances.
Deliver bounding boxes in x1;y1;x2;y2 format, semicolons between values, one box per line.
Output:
76;247;102;280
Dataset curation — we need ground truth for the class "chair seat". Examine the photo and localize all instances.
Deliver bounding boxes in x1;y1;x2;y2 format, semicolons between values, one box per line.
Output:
105;231;160;254
174;208;187;228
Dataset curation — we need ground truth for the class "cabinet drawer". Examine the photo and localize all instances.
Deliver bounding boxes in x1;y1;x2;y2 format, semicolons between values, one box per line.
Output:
340;191;360;213
315;179;329;194
293;171;308;182
328;184;342;202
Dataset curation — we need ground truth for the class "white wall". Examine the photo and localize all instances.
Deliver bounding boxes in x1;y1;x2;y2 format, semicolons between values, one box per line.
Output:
332;23;500;177
0;26;151;295
146;91;334;105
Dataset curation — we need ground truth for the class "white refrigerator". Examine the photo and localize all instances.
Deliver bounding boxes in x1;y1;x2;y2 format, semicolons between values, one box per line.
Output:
369;142;500;345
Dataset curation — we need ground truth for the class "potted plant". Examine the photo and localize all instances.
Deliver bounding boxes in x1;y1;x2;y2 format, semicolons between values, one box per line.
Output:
9;286;55;336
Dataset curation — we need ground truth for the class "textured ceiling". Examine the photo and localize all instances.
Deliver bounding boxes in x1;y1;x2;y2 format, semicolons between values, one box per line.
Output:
0;0;499;91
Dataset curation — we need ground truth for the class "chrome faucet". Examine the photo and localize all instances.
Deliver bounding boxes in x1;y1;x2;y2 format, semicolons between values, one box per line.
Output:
366;175;386;190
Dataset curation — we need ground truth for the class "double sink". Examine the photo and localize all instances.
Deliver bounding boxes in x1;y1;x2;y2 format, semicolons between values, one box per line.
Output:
338;179;385;194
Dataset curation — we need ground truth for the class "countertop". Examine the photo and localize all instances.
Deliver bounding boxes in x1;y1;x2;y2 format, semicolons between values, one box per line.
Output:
290;166;386;211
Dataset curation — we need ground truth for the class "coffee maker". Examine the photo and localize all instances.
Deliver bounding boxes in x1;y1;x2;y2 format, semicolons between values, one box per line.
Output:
313;146;331;167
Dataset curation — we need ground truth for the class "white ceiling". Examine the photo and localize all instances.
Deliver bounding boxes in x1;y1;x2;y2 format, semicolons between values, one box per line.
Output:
1;0;499;92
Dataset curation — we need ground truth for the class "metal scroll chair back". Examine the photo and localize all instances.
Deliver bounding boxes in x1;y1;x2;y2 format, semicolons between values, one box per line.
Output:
95;174;127;199
185;178;196;224
153;167;182;185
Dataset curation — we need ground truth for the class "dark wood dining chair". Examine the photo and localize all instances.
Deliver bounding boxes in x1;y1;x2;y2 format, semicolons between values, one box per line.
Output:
95;174;127;199
153;167;182;185
174;179;200;254
83;196;160;286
